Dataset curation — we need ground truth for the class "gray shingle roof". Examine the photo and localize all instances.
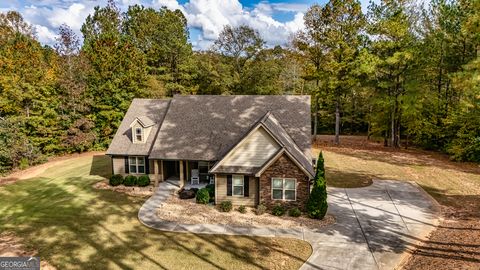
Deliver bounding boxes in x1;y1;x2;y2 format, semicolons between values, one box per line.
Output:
136;116;155;127
106;99;171;156
149;95;311;161
209;112;314;177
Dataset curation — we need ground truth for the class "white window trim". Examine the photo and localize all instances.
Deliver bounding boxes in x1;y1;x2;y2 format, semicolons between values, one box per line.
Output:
232;174;244;197
129;156;146;174
271;178;297;201
133;127;144;143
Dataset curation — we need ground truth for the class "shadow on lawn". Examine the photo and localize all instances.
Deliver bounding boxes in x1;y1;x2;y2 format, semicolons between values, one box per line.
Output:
326;167;374;188
89;155;112;179
0;175;308;269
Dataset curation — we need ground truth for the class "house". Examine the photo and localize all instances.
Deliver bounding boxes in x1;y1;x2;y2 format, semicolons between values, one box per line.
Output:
106;95;314;208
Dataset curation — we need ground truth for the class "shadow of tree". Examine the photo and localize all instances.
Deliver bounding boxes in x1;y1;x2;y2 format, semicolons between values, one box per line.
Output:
0;170;310;269
90;155;112;179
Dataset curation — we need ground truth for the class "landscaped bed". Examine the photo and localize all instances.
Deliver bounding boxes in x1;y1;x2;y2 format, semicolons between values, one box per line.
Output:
93;179;154;197
156;195;335;230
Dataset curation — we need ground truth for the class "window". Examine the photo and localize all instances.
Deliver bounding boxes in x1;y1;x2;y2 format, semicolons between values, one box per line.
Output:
135;127;143;142
129;156;145;174
272;178;296;201
232;175;244;196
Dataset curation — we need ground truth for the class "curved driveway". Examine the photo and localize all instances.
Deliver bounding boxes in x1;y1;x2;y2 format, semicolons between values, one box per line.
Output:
139;180;440;270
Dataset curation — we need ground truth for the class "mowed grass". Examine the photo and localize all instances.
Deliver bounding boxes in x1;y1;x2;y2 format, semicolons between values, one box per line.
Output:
0;155;311;270
313;136;480;211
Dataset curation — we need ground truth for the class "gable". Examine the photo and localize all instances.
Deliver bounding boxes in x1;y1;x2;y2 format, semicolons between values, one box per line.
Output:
149;95;311;161
219;126;281;167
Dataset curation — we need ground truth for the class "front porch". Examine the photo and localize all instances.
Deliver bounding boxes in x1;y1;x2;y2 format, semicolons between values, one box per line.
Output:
149;159;215;187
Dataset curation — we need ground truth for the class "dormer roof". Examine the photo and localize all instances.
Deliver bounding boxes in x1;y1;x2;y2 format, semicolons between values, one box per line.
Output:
130;116;155;128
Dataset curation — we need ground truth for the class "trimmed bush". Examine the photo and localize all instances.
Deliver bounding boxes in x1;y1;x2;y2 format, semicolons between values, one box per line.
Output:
237;205;246;214
196;188;210;204
255;204;267;215
124;175;137;186
137;175;150;187
109;174;123;186
288;207;301;217
272;204;286;216
315;151;325;179
205;184;215;198
307;152;328;219
219;201;233;212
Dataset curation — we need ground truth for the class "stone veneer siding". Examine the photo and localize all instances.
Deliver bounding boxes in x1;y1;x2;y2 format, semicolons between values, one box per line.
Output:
259;153;311;210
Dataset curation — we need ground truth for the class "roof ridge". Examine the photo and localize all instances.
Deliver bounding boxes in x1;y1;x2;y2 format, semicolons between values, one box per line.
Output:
147;99;172;155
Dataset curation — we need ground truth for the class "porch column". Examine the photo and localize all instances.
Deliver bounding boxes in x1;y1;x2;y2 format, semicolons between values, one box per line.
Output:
179;160;184;187
154;160;159;187
160;160;164;182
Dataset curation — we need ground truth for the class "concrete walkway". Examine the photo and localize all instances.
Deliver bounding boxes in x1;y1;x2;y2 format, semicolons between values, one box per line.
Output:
138;180;440;270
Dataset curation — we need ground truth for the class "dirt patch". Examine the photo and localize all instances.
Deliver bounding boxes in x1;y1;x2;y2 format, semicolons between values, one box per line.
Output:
0;233;56;270
402;215;480;270
93;180;154;197
156;195;335;230
0;151;105;186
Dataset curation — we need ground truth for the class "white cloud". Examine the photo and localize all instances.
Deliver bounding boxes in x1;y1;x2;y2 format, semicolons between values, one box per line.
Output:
152;0;184;11
174;0;306;49
35;24;58;44
8;0;309;49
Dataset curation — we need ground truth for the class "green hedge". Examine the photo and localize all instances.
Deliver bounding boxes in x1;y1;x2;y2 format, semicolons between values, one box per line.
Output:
137;175;150;187
109;174;123;186
124;175;137;186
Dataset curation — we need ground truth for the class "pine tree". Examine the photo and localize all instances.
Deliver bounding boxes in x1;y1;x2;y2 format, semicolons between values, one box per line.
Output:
307;152;328;219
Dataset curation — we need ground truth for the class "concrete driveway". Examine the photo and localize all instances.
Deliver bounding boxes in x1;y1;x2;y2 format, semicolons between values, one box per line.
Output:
302;180;440;270
139;179;440;270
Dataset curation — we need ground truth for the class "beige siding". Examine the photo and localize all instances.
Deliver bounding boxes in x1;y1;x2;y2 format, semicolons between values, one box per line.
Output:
215;174;257;206
220;127;280;167
112;156;126;175
131;121;152;144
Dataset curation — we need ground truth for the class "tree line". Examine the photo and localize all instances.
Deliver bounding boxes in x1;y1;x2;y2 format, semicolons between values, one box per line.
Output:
0;0;479;173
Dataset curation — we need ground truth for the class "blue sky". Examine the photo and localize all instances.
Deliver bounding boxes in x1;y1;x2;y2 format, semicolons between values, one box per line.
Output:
0;0;371;50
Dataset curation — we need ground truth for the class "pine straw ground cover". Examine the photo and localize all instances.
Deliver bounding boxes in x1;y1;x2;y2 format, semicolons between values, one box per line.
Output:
315;135;480;270
157;195;335;230
0;154;312;270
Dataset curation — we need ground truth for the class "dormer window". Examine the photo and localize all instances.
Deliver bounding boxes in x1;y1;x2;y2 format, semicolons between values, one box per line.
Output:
130;116;154;144
135;127;143;142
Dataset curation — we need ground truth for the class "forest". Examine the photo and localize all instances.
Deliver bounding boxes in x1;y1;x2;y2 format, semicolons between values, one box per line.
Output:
0;0;479;173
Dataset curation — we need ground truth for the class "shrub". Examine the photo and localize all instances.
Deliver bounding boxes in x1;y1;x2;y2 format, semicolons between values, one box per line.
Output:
196;188;210;204
307;151;328;219
255;204;267;215
205;184;215;198
315;151;325;179
272;204;286;216
219;201;233;212
237;205;246;214
137;175;150;187
124;175;137;186
288;207;301;217
109;174;123;186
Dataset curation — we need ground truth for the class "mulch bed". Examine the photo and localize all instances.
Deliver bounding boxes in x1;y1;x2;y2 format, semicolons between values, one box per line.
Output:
93;180;154;197
157;195;335;230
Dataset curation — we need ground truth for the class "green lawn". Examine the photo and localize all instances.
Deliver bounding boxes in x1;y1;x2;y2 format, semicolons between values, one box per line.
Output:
0;154;311;270
315;145;480;211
